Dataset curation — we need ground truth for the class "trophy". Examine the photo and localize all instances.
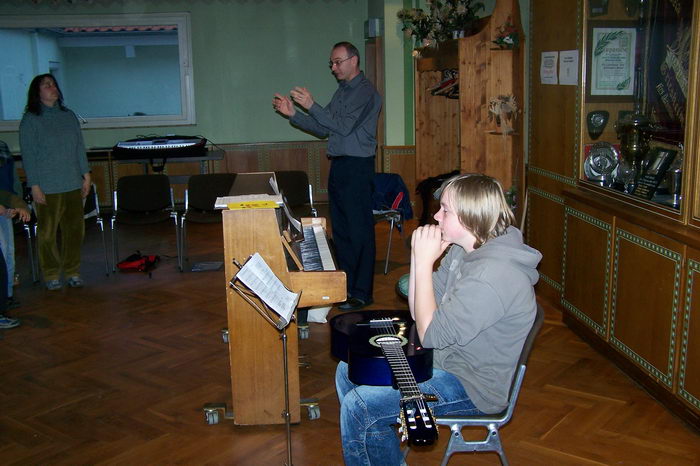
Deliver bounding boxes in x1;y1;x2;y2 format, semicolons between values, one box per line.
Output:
615;111;651;186
587;110;609;140
666;168;682;208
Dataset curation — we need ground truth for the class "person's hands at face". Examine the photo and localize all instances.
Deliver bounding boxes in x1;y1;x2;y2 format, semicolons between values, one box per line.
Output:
411;224;449;269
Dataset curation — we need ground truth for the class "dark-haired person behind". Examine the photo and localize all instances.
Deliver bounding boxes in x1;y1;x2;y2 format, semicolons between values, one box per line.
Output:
19;74;91;291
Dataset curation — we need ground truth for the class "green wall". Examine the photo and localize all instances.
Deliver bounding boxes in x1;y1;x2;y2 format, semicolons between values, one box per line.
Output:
0;0;530;154
0;0;369;151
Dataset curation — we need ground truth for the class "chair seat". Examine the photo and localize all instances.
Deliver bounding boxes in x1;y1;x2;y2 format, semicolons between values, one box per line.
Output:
114;210;173;225
373;209;401;222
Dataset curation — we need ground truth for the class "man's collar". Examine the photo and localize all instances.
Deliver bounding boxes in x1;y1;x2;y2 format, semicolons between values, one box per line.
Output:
340;71;364;88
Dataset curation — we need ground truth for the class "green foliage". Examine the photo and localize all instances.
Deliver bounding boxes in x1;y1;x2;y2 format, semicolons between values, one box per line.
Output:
397;0;485;44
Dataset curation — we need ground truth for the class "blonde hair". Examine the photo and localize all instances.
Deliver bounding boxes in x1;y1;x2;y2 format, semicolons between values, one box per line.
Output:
438;173;515;248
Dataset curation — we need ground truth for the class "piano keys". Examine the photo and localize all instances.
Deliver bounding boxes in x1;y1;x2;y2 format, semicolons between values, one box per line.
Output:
299;224;335;271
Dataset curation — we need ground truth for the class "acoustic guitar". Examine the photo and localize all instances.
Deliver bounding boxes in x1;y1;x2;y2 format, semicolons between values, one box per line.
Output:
331;310;438;446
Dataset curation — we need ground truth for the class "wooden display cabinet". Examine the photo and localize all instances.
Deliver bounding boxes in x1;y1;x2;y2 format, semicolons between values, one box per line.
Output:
559;0;700;427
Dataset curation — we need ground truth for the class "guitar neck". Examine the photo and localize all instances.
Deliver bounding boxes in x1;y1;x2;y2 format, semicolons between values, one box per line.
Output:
379;339;423;399
370;318;438;447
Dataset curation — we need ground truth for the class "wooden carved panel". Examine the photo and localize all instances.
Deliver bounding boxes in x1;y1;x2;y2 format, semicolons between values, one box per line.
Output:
562;201;614;338
679;249;700;411
610;218;683;388
527;187;565;299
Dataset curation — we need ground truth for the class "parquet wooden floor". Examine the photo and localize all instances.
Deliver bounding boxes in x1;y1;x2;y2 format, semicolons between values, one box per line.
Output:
1;217;699;465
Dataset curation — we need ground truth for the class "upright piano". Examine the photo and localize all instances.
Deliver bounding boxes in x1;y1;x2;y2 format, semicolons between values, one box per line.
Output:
222;172;345;425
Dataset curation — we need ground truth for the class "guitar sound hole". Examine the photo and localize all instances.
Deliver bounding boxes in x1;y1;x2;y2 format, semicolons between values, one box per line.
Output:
369;334;406;348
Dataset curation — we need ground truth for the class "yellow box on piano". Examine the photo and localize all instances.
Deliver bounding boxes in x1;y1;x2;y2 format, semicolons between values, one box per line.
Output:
227;200;279;210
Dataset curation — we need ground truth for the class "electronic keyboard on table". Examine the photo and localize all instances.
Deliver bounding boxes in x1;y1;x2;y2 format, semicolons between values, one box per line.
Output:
111;135;207;160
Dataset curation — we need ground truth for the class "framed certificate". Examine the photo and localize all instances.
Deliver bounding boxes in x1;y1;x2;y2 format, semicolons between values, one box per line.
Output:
586;21;637;102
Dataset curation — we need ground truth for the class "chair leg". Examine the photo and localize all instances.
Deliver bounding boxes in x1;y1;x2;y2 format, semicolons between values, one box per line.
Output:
440;422;508;466
180;220;188;271
97;218;109;276
384;218;395;275
111;219;118;273
24;224;39;283
173;214;182;272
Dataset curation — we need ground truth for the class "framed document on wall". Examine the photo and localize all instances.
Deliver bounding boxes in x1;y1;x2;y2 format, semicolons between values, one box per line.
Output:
586;21;637;102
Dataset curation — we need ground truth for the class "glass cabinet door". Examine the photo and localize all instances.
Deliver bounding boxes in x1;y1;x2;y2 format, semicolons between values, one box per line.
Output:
579;0;694;212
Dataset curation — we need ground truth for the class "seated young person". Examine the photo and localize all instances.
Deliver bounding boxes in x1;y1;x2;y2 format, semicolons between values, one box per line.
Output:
335;173;542;465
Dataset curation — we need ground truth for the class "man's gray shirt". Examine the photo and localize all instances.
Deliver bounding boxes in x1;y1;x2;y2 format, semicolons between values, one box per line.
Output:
290;72;381;158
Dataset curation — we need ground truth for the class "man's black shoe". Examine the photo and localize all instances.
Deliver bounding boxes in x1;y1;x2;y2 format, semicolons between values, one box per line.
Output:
338;297;373;311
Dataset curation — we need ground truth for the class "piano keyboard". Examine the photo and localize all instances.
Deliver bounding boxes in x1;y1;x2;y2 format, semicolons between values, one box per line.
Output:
116;138;202;150
300;225;335;271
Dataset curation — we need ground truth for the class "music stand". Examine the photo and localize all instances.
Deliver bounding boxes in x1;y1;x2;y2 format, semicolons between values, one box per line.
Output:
229;256;301;466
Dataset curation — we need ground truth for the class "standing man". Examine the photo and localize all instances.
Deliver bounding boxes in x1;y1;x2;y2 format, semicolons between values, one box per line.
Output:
273;41;382;311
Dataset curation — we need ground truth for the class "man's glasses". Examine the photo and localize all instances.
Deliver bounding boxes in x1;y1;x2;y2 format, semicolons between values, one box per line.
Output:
328;56;354;68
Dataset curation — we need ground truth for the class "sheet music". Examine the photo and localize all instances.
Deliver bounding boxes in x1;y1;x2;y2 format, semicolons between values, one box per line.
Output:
234;253;300;327
281;199;302;234
269;175;280;195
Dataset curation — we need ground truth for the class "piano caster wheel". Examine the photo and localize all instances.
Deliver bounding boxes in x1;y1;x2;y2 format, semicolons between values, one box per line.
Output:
203;402;232;425
301;398;320;420
298;326;309;340
221;328;229;344
205;409;219;425
306;404;320;420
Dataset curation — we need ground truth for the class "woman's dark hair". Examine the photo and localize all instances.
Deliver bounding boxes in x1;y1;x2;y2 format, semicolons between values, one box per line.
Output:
25;74;66;115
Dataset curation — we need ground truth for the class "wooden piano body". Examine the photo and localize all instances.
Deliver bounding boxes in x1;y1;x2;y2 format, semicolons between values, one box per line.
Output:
223;204;345;425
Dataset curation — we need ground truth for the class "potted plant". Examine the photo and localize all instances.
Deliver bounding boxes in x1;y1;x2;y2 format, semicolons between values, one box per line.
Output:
493;16;519;49
397;0;485;47
397;8;436;48
430;0;485;41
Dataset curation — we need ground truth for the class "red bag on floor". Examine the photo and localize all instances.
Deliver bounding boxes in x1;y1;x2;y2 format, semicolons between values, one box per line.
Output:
117;251;159;274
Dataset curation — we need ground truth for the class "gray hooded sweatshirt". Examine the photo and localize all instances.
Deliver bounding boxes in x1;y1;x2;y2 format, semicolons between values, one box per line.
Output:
422;226;542;414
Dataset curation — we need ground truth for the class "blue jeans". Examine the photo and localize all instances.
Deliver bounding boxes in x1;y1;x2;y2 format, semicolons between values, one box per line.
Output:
336;361;483;466
0;216;14;297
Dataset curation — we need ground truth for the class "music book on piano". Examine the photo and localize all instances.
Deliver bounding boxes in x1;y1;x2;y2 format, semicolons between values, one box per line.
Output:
215;172;285;210
214;193;284;209
232;252;300;329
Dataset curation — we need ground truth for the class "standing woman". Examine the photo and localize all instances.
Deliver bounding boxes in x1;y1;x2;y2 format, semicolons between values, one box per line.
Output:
19;74;91;290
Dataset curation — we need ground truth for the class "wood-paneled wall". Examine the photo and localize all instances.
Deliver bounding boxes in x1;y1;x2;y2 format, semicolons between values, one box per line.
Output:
527;0;580;302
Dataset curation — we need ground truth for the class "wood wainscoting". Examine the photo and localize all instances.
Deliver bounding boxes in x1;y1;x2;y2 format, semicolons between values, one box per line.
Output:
13;142;419;213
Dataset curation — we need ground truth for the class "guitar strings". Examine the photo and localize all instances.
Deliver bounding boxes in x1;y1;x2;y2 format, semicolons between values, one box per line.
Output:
373;319;431;414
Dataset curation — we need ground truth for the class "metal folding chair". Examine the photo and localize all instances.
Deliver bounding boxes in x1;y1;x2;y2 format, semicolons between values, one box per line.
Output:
434;304;545;465
110;174;179;272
